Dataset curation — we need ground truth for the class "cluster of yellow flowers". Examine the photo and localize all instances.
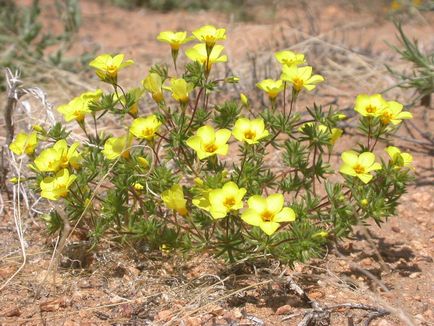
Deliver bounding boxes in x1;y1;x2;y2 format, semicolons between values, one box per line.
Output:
7;23;415;240
162;181;296;236
256;50;324;104
339;94;413;184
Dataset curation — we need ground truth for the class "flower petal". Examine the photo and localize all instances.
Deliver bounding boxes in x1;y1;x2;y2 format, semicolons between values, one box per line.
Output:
274;207;296;222
266;194;284;215
241;208;262;226
260;221;280;236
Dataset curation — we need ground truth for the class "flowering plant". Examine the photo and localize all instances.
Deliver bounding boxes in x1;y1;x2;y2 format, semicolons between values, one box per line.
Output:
9;25;413;263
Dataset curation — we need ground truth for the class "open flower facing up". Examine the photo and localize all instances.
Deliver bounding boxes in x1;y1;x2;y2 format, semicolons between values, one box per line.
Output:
143;73;164;104
386;146;413;168
34;140;81;172
256;79;285;101
275;50;306;67
89;54;134;82
281;65;324;92
57;90;102;123
194;181;246;219
157;31;193;50
380;100;413;125
166;78;194;104
354;94;387;117
192;25;226;48
185;44;227;73
339;151;382;184
9;132;38;155
102;135;132;160
40;169;77;201
241;194;296;236
130;115;161;140
161;184;188;216
186;125;231;160
232;118;269;144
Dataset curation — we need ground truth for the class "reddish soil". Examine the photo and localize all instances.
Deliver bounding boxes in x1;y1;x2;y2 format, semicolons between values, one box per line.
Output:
1;1;433;325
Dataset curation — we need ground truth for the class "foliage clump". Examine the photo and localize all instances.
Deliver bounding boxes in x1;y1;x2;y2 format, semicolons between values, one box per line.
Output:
9;24;414;264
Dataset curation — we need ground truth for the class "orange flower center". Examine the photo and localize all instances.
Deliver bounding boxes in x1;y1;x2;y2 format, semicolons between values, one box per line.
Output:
244;130;256;140
293;78;304;92
261;210;274;222
143;128;155;137
224;197;236;208
204;143;218;153
381;112;393;124
353;164;365;174
107;65;118;76
365;105;377;114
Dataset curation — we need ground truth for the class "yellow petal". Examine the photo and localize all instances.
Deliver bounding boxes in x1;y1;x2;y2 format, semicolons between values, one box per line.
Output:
266;194;284;215
241;208;262;226
274;207;296;222
260;221;280;236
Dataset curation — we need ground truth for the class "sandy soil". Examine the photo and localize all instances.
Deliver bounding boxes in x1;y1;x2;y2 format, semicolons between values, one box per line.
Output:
1;0;433;325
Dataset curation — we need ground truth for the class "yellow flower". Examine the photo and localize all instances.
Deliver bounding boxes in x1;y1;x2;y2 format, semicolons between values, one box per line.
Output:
354;94;387;117
194;182;246;219
143;73;164;104
102;135;132;160
241;194;296;236
130;115;161;140
256;79;285;100
34;140;81;172
133;183;144;191
186;125;231;160
114;87;144;117
185;44;227;72
161;184;188;216
386;146;413;168
89;54;134;82
137;156;149;169
317;125;342;145
312;231;328;238
9;132;38;155
166;78;194;104
240;93;249;106
192;25;226;48
275;50;306;67
339;151;382;184
281;65;324;92
360;198;369;206
157;31;193;50
379;101;413;125
232;118;269;144
40;169;77;201
57;90;102;122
